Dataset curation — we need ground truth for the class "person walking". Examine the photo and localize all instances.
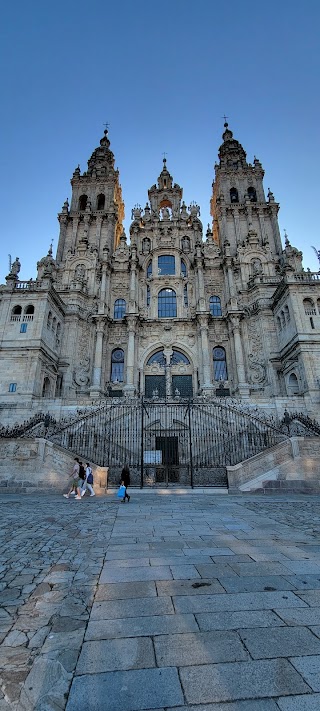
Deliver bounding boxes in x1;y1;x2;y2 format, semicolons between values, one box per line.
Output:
81;463;95;497
63;458;82;499
121;464;130;502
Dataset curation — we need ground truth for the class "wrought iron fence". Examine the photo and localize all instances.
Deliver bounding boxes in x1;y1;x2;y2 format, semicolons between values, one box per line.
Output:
44;399;288;488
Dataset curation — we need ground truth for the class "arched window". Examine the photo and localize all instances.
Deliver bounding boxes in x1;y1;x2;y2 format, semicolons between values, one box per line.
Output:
24;305;34;315
158;255;175;275
230;187;239;203
170;350;190;365
114;299;126;319
52;316;56;332
303;298;316;315
147;260;152;278
56;323;61;344
146;285;150;307
284;305;290;322
281;311;286;328
213;347;228;381
209;296;222;317
97;193;105;210
47;311;52;329
11;305;22;321
158;288;177;318
42;377;51;398
277;316;282;331
181;260;187;277
147;350;166;366
111;349;124;383
247;187;257;202
288;372;299;395
317;299;320;315
184;284;188;306
79;195;88;211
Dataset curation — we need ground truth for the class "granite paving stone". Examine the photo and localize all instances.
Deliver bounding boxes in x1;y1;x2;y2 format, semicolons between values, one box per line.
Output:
179;659;310;703
195;609;285;631
277;695;320;710
66;667;184;711
156;578;226;596
217;575;297;593
76;637;156;674
290;655;320;691
173;590;307;613
239;626;320;658
154;630;248;666
274;607;320;626
90;595;174;619
85;612;199;640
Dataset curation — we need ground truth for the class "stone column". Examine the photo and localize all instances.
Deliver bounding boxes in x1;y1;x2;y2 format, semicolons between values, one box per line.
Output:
129;247;138;311
195;246;206;311
230;315;250;397
90;319;105;397
198;315;214;393
124;315;137;396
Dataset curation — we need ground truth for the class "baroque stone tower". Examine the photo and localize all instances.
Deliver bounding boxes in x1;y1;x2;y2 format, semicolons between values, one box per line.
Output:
0;124;319;427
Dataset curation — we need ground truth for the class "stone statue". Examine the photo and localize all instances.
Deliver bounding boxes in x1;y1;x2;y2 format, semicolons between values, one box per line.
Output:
10;257;21;277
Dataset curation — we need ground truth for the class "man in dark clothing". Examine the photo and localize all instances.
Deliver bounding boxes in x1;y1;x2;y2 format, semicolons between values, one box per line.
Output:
121;465;130;502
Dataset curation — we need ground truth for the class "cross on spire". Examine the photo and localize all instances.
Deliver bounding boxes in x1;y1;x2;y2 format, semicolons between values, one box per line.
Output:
162;151;167;162
103;122;110;134
222;114;229;125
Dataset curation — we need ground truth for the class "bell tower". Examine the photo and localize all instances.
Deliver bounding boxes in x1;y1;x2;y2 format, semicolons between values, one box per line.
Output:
56;129;124;271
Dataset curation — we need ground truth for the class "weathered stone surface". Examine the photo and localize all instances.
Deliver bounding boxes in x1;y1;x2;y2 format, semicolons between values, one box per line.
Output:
66;667;184;711
239;626;320;659
277;695;320;710
290;655;320;691
19;656;72;710
76;637;155;674
154;630;248;666
179;659;310;704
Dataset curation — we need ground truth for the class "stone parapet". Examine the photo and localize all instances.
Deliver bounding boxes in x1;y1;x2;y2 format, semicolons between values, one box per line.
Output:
0;438;107;493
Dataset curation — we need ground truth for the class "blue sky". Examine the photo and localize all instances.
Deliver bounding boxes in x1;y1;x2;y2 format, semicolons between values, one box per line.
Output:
1;0;319;282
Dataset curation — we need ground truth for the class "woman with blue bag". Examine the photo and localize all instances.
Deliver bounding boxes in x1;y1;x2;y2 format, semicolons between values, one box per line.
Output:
118;464;130;503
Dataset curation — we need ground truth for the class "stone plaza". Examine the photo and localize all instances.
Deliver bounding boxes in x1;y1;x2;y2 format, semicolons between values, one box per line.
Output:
1;491;320;709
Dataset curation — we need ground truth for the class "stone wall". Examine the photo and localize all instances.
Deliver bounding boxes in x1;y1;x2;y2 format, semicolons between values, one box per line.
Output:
227;436;320;493
0;438;108;493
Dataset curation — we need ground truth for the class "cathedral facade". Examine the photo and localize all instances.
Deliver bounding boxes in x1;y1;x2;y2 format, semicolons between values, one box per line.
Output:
1;124;320;426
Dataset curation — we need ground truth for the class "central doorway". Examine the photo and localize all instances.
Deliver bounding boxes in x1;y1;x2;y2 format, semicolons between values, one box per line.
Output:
155;435;179;483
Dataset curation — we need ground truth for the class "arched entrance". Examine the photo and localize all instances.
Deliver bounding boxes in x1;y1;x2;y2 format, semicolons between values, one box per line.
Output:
144;348;194;399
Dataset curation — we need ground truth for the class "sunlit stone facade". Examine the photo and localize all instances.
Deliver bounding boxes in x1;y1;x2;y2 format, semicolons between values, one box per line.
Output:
1;124;320;425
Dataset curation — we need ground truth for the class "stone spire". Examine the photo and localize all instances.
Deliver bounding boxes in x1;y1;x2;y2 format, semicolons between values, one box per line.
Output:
218;122;247;169
86;128;115;176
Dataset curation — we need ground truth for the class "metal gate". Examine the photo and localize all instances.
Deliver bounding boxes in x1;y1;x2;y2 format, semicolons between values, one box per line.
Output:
142;401;192;487
46;399;288;488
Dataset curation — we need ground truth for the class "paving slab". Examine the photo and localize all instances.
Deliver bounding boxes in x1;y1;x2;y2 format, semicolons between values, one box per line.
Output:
277;695;320;710
85;612;199;640
173;590;307;613
94;581;157;600
179;659;310;703
195;609;285;631
66;667;184;711
99;564;173;583
76;637;155;674
239;626;320;658
290;655;320;691
154;630;248;666
90;595;174;619
168;703;279;711
218;575;296;593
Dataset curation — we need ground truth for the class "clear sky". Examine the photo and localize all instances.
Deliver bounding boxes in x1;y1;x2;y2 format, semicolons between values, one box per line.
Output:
1;0;319;283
